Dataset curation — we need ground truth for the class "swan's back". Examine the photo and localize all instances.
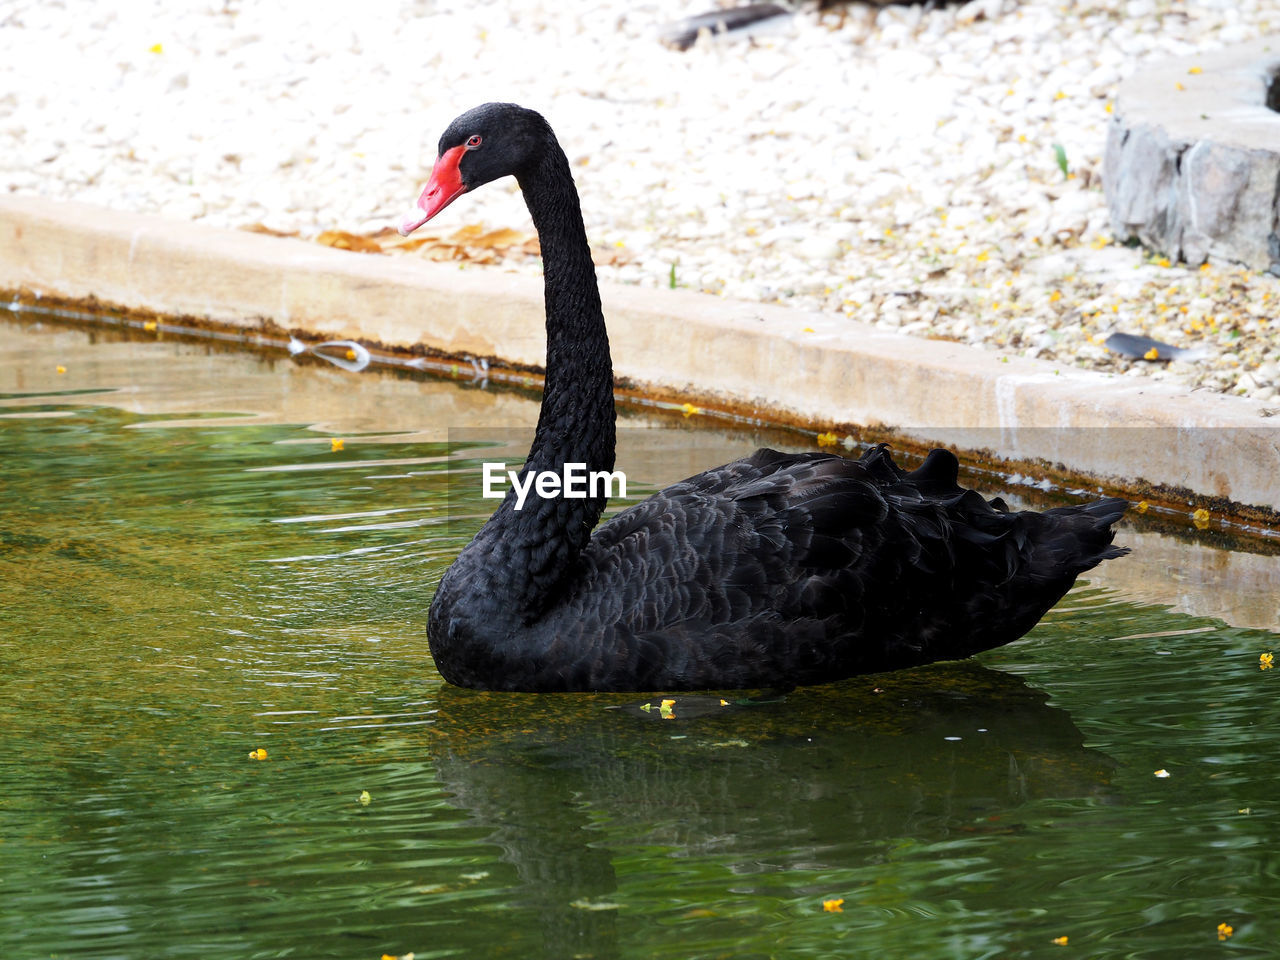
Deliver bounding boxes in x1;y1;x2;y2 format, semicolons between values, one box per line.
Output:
430;444;1127;691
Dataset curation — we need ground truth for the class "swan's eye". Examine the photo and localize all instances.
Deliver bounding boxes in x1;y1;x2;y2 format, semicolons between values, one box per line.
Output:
466;135;482;148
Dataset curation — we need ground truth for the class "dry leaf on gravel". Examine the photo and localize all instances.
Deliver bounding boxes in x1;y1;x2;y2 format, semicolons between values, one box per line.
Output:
308;223;543;264
242;222;300;238
316;230;384;253
304;222;630;268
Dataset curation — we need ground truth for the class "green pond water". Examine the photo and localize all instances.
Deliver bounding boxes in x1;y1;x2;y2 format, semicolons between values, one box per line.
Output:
2;313;1279;959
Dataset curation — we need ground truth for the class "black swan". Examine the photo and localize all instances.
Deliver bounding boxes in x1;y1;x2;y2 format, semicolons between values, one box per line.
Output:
399;102;1128;693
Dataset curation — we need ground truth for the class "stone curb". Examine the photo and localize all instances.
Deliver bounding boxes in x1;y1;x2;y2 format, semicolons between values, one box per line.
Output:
1;194;1277;514
1105;38;1280;272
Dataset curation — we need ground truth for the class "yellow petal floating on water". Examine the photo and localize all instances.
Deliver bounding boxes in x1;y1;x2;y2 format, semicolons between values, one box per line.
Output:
1136;500;1150;513
143;320;158;332
330;438;345;452
359;790;372;805
1188;65;1203;75
1154;768;1170;778
1052;936;1069;946
1217;922;1234;941
719;699;729;707
249;748;267;761
822;898;844;913
816;432;838;447
1192;508;1211;528
148;42;164;54
1260;652;1274;670
56;365;66;374
659;698;676;719
680;403;700;418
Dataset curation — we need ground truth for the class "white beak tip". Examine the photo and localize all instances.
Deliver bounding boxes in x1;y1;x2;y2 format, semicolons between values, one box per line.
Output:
399;206;429;237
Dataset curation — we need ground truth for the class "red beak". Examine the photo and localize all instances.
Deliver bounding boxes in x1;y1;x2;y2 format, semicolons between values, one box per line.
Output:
399;144;468;236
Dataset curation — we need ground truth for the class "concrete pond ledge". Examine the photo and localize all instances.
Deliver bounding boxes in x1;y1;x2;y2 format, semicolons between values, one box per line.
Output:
1;193;1278;518
1105;38;1280;272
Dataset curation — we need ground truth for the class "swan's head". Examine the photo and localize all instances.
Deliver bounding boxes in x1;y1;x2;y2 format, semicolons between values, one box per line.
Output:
399;102;549;237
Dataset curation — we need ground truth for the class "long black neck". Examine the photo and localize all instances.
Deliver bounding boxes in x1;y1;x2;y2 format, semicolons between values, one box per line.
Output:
468;134;616;620
520;143;616;486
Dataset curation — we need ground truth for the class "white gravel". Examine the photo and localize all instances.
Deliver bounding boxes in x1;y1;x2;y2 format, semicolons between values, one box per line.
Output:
3;0;1278;400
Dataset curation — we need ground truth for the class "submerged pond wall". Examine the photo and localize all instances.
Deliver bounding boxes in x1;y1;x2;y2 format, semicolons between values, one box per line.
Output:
1;194;1277;522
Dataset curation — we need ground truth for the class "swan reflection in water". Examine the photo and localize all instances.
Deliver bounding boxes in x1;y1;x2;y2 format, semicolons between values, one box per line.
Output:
410;661;1115;958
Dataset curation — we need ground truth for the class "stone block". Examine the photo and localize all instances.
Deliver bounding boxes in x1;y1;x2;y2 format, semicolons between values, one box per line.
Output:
1104;39;1280;274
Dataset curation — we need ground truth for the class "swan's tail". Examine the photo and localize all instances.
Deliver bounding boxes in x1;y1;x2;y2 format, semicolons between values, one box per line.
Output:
1041;497;1131;575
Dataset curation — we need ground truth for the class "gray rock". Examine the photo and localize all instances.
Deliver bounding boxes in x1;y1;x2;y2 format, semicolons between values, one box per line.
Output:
1104;39;1280;275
